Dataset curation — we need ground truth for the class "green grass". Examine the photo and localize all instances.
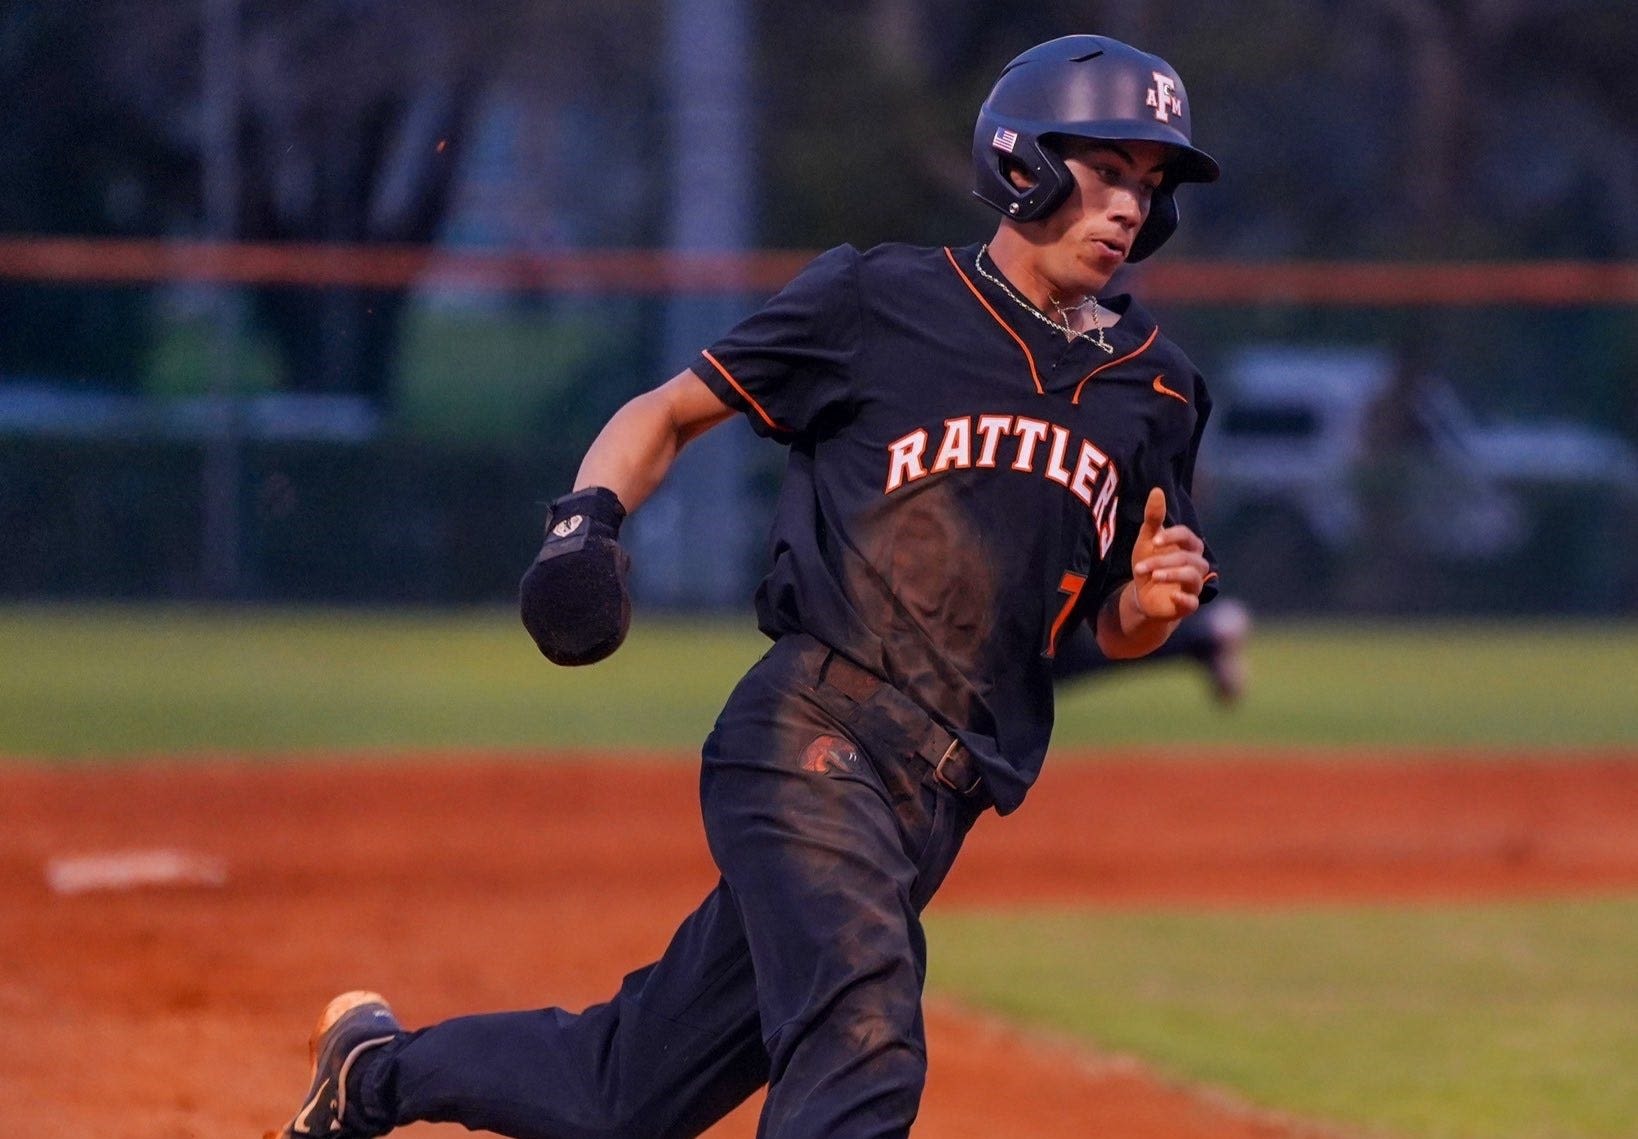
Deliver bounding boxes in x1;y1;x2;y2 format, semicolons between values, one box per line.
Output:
928;900;1638;1139
2;606;1636;758
1055;620;1638;749
0;604;766;759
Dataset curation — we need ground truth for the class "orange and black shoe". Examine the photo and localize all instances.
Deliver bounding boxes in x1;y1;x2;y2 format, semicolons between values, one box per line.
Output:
270;991;401;1139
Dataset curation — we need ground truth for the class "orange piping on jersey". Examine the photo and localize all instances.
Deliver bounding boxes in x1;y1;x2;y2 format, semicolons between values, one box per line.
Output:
1151;374;1188;404
1070;325;1161;405
944;247;1045;396
701;348;788;434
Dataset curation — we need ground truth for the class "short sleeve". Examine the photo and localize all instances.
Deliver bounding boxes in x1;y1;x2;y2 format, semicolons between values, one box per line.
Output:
1101;372;1222;607
689;244;862;441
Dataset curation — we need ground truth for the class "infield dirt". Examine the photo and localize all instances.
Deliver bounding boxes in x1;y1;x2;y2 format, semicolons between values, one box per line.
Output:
5;749;1637;1138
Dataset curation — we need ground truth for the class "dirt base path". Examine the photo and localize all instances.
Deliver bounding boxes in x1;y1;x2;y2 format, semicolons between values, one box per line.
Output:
4;749;1636;1139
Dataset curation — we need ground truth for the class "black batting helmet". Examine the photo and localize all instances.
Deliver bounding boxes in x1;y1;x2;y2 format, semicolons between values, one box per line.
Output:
972;35;1219;262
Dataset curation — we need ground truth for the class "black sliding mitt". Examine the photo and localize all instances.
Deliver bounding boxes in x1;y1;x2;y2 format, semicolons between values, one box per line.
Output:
519;487;631;666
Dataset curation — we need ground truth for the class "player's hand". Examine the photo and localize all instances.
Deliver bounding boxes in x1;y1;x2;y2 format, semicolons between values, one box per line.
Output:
1129;487;1209;622
519;487;632;666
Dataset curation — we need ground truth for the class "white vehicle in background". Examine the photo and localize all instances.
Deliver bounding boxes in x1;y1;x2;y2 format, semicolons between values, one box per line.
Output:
1201;345;1638;611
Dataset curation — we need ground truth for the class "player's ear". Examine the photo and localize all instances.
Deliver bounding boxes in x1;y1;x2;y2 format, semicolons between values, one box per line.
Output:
1002;156;1037;192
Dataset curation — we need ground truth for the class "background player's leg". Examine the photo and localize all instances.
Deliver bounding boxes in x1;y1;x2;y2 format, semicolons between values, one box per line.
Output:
347;880;770;1139
1053;597;1251;703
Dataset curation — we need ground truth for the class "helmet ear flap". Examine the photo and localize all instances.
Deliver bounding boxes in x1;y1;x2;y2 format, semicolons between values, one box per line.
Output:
1127;185;1179;263
971;126;1076;222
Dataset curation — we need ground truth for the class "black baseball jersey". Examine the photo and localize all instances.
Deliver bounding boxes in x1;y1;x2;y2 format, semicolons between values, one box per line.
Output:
691;242;1217;813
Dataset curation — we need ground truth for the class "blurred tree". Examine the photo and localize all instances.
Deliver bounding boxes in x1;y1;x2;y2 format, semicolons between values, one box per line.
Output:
5;0;1636;395
1482;2;1638;256
94;0;492;401
206;0;665;399
752;0;1638;261
1357;0;1638;257
0;3;183;389
15;0;662;403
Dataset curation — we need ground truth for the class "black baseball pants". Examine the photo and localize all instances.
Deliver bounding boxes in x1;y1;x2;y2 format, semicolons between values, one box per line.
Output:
352;632;985;1139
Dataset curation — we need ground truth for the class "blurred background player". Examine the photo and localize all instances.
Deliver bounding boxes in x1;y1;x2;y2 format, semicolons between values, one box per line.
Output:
1054;597;1251;705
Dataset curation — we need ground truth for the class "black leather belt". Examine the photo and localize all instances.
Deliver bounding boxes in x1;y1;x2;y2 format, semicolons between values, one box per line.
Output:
815;650;990;804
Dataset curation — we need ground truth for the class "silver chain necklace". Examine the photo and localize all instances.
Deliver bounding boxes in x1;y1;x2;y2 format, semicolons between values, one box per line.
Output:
973;244;1114;354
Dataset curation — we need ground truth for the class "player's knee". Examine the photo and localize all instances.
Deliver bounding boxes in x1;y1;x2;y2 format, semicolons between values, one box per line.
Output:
770;1003;927;1087
765;1010;926;1136
855;1031;927;1106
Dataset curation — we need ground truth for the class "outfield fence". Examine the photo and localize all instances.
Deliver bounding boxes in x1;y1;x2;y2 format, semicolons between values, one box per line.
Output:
2;239;1635;613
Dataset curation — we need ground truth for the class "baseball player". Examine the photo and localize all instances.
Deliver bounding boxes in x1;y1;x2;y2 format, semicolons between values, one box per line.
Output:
272;34;1220;1139
1055;597;1251;704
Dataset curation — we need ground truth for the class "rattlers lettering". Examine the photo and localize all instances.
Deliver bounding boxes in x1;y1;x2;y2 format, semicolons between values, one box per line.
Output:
885;414;1122;555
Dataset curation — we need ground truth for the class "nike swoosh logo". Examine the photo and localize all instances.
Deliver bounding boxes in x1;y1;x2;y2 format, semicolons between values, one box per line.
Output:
1152;374;1188;404
293;1077;330;1134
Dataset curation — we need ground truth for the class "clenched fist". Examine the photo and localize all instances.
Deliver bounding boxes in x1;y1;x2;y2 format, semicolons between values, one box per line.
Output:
519;486;631;666
1129;486;1209;621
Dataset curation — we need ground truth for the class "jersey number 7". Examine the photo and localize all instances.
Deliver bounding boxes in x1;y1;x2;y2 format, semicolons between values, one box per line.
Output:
1044;571;1087;659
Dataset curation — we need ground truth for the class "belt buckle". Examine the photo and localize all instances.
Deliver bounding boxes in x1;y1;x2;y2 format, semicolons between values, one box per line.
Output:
933;738;982;796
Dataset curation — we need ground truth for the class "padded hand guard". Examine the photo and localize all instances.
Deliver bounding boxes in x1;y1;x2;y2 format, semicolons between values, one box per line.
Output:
520;487;631;667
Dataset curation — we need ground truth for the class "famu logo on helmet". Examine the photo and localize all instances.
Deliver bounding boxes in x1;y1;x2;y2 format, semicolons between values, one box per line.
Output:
1147;71;1182;121
971;35;1220;262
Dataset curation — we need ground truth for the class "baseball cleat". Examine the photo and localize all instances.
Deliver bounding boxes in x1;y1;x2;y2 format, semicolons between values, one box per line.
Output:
269;990;400;1139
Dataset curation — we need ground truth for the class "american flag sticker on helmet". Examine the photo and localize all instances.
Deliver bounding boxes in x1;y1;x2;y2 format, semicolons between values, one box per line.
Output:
992;128;1018;153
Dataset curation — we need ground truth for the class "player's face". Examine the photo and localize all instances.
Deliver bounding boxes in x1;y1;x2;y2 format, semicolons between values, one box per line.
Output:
1035;139;1170;296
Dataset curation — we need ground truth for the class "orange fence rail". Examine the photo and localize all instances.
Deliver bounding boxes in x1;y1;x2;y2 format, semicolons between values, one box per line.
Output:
2;236;1637;306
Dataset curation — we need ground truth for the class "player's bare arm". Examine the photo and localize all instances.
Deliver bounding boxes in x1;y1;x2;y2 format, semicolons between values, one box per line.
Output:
574;369;735;513
1096;486;1211;659
519;371;733;667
